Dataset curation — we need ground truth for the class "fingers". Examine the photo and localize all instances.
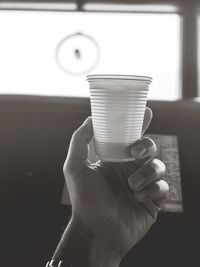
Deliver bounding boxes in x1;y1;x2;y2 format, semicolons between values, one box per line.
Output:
128;159;165;191
128;157;169;215
135;180;169;219
134;180;169;202
142;107;153;134
128;132;169;218
63;116;93;175
130;137;157;164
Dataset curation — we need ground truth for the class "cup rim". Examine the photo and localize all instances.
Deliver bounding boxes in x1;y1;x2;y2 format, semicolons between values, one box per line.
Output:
86;74;152;82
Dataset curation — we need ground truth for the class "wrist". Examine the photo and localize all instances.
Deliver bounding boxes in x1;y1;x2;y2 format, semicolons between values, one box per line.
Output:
52;215;122;267
89;231;121;267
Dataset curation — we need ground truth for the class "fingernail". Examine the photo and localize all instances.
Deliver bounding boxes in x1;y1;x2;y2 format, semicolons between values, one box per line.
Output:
128;172;144;191
131;143;147;159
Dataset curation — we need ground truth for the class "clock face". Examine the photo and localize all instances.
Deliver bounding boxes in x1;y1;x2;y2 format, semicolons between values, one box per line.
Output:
56;32;100;75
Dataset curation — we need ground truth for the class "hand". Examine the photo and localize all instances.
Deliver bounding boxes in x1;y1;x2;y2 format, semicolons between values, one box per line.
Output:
53;108;169;267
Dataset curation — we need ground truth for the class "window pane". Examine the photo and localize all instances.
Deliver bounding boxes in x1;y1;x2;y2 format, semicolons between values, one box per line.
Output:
0;11;180;100
0;2;77;10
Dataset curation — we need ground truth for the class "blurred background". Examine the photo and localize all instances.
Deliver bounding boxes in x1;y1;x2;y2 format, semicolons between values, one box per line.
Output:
1;1;200;267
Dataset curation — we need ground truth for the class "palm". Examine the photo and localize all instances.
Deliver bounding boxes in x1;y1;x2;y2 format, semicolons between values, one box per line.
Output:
71;160;155;256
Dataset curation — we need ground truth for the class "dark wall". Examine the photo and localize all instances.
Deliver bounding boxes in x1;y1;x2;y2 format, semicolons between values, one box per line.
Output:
1;95;200;267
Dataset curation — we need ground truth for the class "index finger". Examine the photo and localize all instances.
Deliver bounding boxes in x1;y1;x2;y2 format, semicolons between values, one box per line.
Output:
64;117;93;175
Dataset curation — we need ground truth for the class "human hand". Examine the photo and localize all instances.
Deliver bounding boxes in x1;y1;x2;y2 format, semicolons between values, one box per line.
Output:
53;108;169;267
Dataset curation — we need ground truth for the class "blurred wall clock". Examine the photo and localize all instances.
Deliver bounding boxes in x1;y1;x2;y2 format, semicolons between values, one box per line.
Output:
55;31;100;75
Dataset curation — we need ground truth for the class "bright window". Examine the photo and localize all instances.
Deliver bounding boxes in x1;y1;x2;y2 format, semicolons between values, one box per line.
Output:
0;11;181;100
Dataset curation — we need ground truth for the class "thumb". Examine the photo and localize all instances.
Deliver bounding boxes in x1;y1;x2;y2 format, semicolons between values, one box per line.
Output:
64;116;93;174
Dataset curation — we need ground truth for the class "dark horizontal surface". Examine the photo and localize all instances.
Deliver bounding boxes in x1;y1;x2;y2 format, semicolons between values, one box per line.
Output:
1;95;200;267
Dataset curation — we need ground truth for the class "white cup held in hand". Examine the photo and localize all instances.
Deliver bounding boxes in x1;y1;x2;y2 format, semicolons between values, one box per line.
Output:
87;74;152;162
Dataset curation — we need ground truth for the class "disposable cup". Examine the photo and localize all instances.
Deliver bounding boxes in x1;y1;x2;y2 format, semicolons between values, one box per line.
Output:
87;74;152;162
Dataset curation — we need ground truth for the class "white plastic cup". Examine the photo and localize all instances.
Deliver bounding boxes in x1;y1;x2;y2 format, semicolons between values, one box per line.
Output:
87;74;152;162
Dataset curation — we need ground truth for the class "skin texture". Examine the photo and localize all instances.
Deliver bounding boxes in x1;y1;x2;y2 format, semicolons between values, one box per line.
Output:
53;108;169;267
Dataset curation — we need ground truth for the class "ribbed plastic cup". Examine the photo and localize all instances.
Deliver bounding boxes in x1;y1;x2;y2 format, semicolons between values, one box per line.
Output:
87;74;152;162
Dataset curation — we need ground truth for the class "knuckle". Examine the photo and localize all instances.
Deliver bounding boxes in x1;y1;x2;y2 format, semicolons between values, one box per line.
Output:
72;128;80;140
159;180;170;194
63;162;66;173
63;161;67;174
150;158;166;178
153;180;169;198
63;159;72;179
